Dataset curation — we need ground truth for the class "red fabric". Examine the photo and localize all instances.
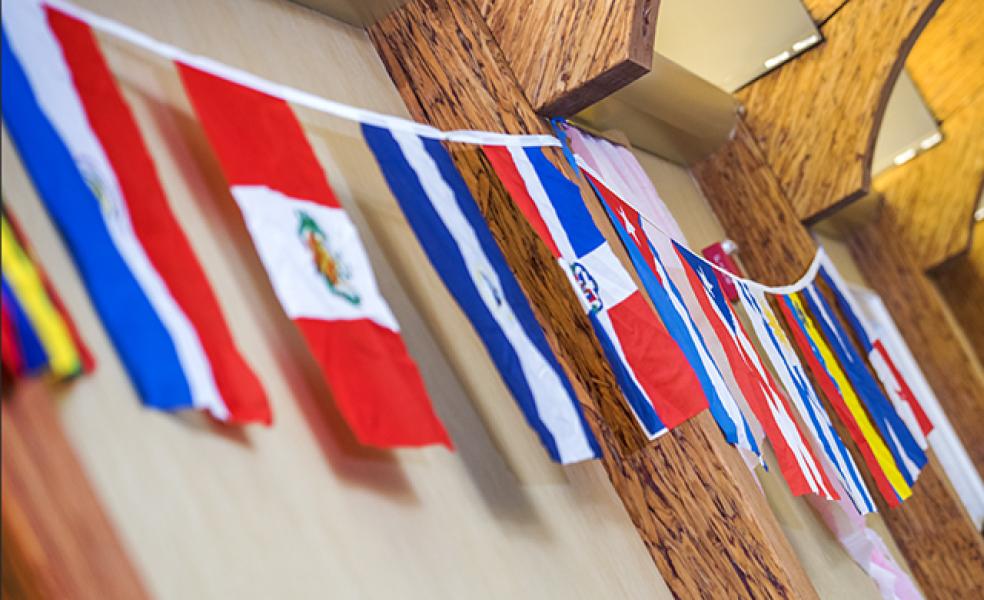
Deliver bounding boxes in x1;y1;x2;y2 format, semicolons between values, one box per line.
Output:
873;341;933;436
482;146;562;258
585;173;660;279
607;291;707;429
295;318;451;448
1;300;24;377
175;63;339;209
48;8;270;424
777;298;901;507
674;248;835;498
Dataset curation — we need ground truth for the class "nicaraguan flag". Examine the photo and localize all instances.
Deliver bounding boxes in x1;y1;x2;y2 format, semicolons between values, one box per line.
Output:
362;126;600;464
482;144;707;439
2;0;270;423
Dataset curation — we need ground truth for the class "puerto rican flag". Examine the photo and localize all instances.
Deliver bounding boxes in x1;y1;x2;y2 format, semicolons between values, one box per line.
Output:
177;64;450;448
2;0;270;423
579;164;760;456
482;144;707;439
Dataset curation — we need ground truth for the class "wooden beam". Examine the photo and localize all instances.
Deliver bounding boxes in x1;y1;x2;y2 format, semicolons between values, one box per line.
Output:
1;380;148;600
693;117;984;599
477;0;657;116
849;209;984;479
736;0;941;222
802;0;849;25
368;1;819;597
931;222;984;366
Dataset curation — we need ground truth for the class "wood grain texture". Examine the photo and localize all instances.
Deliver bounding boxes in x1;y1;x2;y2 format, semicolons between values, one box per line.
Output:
477;0;658;116
850;210;984;479
802;0;849;24
874;99;984;269
693;117;984;599
1;381;148;600
737;0;941;222
932;222;984;366
369;2;819;597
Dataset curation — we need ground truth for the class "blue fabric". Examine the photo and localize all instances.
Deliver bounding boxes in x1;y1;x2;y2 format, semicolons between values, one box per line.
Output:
819;267;872;352
2;277;48;374
774;292;878;512
361;124;600;462
801;287;926;484
2;32;192;409
675;242;736;332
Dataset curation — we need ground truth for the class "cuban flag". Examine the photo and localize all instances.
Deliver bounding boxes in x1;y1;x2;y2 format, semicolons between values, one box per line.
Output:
482;145;707;439
674;243;837;499
800;284;927;485
739;283;877;513
817;254;933;447
579;165;760;457
178;65;450;449
2;0;270;423
361;126;600;464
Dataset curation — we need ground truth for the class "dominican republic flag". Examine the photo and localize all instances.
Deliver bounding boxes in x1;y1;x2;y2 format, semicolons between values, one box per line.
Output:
482;144;706;439
673;243;837;499
799;285;927;485
177;65;450;449
579;165;760;457
361;126;600;464
738;283;877;513
2;1;270;423
817;255;933;447
778;291;911;507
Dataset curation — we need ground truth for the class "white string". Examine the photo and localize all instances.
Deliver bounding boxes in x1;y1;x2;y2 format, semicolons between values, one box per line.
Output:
43;0;560;148
46;0;821;294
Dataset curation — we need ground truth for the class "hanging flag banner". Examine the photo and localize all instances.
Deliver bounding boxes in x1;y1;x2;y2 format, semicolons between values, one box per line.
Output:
800;285;927;484
177;64;450;449
2;0;271;424
1;211;93;381
818;255;933;445
481;144;706;439
777;292;910;507
361;125;599;463
737;282;876;513
579;164;760;458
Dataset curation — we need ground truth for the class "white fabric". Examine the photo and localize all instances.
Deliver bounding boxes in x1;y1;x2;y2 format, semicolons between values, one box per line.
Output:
5;0;227;419
232;186;400;330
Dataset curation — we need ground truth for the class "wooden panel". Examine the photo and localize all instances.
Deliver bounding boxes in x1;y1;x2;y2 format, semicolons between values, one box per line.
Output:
849;209;984;473
1;381;148;600
477;0;657;116
874;100;984;269
932;222;984;366
906;0;984;121
737;0;941;222
369;2;819;597
802;0;849;24
693;117;984;599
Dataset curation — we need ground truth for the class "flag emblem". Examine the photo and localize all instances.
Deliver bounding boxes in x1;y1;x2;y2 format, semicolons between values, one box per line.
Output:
297;210;360;305
570;262;603;314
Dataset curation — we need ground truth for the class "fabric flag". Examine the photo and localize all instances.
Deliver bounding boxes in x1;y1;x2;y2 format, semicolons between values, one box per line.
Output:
777;292;910;507
481;144;706;438
674;243;837;499
800;285;927;485
2;1;270;423
1;210;93;380
737;282;876;513
177;65;450;449
361;125;599;464
818;255;933;446
580;166;760;457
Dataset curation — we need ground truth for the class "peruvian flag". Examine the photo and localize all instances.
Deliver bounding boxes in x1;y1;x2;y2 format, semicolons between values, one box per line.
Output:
178;65;450;448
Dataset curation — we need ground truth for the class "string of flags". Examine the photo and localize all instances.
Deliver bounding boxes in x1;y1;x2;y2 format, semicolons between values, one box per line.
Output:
2;0;939;530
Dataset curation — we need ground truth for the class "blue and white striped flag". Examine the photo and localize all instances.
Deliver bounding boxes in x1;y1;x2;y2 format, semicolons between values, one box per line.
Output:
361;124;600;464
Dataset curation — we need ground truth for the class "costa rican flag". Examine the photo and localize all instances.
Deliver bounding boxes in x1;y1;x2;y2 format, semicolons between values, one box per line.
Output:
362;127;599;463
482;145;707;439
177;65;450;449
2;0;270;423
579;165;760;457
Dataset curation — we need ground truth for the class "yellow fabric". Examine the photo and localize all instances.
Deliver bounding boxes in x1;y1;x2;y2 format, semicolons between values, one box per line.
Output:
789;293;911;500
1;216;81;377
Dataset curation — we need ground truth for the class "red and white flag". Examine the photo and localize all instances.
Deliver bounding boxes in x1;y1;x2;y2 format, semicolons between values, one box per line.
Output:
178;64;451;449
